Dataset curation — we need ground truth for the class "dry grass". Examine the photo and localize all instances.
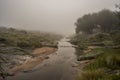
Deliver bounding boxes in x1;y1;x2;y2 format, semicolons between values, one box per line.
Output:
77;69;106;80
77;48;120;80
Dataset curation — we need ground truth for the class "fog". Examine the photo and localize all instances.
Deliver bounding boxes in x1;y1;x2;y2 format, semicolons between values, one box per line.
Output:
0;0;119;35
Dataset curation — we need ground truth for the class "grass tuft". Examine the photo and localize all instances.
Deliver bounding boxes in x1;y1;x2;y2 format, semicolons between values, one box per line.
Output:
77;49;120;80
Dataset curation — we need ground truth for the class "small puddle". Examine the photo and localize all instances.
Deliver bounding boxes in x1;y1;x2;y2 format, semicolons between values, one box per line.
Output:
8;38;79;80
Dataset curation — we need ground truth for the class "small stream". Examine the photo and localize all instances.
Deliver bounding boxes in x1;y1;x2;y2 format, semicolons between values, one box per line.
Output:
8;38;80;80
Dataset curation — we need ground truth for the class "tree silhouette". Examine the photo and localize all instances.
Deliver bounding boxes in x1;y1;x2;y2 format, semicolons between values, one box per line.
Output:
75;9;120;34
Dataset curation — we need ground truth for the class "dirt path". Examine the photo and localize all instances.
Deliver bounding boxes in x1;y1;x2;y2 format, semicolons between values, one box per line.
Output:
9;47;57;75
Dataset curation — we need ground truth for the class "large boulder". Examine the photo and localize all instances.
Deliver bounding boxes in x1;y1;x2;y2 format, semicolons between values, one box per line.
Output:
77;51;104;61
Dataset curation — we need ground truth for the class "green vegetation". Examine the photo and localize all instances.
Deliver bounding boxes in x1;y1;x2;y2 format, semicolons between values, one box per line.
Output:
78;69;120;80
75;9;120;34
70;34;89;50
70;9;120;49
0;55;6;73
72;7;120;80
85;49;120;70
78;69;107;80
78;49;120;80
73;7;120;43
0;27;62;48
0;26;62;75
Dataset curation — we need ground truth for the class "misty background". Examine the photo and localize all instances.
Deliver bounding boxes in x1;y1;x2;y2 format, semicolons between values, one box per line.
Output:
0;0;120;35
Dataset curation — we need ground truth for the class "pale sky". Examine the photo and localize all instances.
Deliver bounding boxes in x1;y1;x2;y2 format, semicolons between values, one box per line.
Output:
0;0;120;35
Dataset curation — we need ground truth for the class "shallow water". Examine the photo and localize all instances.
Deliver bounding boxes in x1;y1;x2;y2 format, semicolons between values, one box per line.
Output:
7;38;79;80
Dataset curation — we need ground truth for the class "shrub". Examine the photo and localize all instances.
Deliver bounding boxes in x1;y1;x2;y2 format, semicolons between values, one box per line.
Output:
0;27;62;48
78;69;106;80
103;40;114;46
88;33;111;42
78;43;88;50
85;54;120;70
78;69;120;80
110;30;120;45
79;49;120;80
105;54;120;69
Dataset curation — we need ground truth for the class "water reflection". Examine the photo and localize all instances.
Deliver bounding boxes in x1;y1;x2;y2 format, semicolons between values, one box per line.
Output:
8;38;78;80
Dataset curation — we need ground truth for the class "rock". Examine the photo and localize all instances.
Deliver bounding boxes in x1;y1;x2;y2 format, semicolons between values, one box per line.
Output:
0;77;3;80
44;56;49;59
72;63;78;67
77;51;104;61
114;70;120;75
23;70;32;73
0;47;27;55
106;69;120;75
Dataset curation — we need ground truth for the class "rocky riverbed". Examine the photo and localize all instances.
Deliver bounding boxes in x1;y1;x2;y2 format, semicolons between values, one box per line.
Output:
0;46;57;75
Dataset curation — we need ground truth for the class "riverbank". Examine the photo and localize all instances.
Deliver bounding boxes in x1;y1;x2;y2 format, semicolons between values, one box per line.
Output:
76;48;120;80
0;27;62;78
9;47;57;75
7;38;80;80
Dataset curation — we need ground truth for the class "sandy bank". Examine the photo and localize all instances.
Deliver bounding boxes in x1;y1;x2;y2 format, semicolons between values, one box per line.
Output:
10;47;57;75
